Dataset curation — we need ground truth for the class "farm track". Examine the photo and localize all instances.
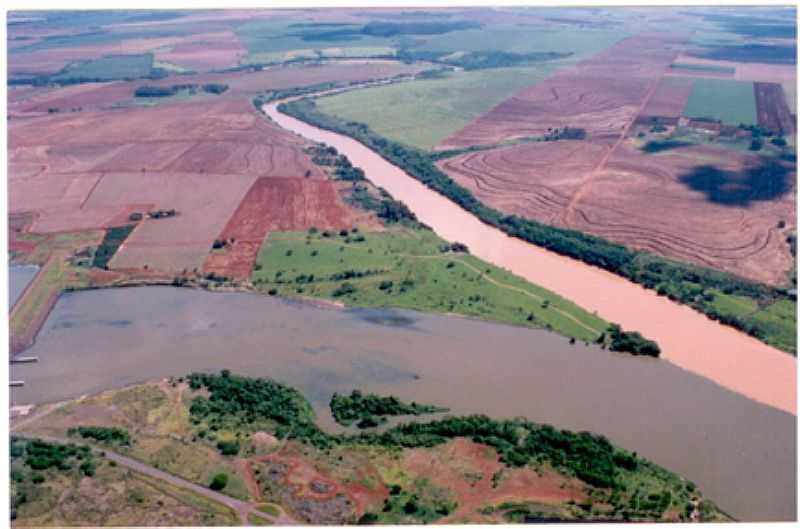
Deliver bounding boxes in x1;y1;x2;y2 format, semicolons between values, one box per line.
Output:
563;60;671;225
13;432;280;525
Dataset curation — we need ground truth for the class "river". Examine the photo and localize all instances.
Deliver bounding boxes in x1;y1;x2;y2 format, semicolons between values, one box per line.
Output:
8;286;795;520
263;100;796;416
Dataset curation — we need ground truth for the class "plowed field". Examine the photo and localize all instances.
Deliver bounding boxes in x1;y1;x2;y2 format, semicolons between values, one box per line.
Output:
202;177;360;279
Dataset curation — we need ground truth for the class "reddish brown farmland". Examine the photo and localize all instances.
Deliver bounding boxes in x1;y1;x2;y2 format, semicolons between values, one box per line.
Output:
640;77;694;120
439;33;686;149
10;98;327;273
441;140;795;285
202;177;361;279
755;82;795;135
8;61;419;275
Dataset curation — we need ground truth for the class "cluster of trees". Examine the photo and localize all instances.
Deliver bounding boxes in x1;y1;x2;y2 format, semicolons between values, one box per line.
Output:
92;224;135;269
332;282;357;297
10;438;98;520
134;83;229;98
439;242;469;253
202;83;229;94
67;426;131;446
279;98;792;352
330;390;448;428
604;324;661;357
13;437;94;474
187;370;335;449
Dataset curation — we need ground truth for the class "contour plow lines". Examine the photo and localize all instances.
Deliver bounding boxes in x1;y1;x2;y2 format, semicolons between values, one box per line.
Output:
562;71;667;226
570;206;774;260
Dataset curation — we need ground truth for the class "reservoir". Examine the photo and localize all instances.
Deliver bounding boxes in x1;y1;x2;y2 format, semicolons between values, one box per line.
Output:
9;265;38;308
9;286;796;521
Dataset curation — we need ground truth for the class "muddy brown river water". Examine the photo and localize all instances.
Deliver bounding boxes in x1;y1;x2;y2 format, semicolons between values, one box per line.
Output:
9;286;796;521
263;100;796;416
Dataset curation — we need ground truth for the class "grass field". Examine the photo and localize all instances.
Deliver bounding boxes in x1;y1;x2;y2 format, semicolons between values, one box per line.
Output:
51;53;155;81
709;290;796;353
316;65;561;150
235;19;396;62
683;78;757;125
252;227;608;342
412;26;625;58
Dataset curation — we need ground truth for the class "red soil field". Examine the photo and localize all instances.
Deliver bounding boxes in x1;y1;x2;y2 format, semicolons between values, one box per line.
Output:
8;61;423;275
442;140;795;285
402;438;585;522
439;33;687;149
754;82;795;135
202;177;359;279
639;77;694;120
437;140;611;225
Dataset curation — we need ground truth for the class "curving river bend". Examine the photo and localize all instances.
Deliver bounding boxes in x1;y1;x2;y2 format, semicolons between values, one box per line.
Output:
264;100;796;416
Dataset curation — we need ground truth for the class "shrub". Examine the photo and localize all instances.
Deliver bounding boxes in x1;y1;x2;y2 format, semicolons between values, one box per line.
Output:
210;473;228;491
216;440;240;456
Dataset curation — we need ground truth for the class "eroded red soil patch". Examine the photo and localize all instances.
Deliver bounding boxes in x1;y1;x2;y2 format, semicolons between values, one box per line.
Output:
402;438;585;521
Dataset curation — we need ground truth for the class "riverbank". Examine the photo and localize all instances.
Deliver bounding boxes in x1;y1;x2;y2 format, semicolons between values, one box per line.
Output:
264;97;797;415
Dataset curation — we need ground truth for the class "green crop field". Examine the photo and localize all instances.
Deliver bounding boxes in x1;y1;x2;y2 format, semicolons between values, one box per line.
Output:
52;53;154;81
413;26;625;58
316;65;561;150
252;227;608;342
683;78;757;125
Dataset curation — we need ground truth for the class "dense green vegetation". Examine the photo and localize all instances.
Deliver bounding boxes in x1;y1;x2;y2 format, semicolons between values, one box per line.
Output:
134;83;229;98
330;390;448;428
186;371;725;521
253;228;609;342
605;325;661;358
202;83;229;94
92;224;135;269
279;97;796;354
187;370;333;449
68;426;131;446
10;437;97;520
684;78;757;125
